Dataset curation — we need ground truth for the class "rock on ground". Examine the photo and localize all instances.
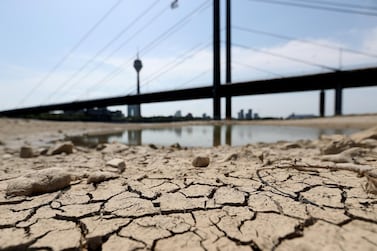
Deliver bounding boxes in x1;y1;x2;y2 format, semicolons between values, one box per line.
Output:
321;136;356;154
6;168;72;197
20;146;34;158
192;156;210;167
106;158;126;173
87;171;119;184
48;141;74;155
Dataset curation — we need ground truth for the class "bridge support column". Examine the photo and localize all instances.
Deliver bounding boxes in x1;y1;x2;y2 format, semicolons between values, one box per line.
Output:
225;0;232;120
319;89;325;117
213;0;221;120
335;84;342;116
225;97;231;120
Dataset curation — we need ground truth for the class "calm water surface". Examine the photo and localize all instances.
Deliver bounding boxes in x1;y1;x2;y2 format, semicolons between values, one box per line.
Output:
69;125;359;147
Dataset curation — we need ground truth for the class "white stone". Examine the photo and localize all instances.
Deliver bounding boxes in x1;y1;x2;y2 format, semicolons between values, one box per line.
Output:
106;158;126;173
6;168;72;197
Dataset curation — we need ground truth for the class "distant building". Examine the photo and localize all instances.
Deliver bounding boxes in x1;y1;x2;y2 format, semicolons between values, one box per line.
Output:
245;109;253;120
286;113;317;120
174;110;182;118
238;109;244;120
254;113;260;120
87;108;125;121
202;113;210;119
238;109;254;120
64;107;125;121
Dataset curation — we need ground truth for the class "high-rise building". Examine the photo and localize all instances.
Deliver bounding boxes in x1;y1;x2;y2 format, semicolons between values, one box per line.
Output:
238;109;244;120
174;110;182;118
246;109;253;120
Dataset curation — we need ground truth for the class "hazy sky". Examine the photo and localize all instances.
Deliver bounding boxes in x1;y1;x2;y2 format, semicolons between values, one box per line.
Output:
1;0;377;118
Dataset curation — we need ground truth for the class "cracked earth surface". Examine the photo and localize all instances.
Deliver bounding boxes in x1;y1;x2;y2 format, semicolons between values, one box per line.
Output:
0;119;377;250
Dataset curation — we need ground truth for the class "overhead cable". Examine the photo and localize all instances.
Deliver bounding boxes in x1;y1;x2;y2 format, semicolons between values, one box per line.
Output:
174;70;211;90
17;0;123;107
45;0;162;103
233;60;284;77
140;42;211;90
290;0;377;12
247;0;377;17
80;0;211;99
232;41;339;71
233;25;377;59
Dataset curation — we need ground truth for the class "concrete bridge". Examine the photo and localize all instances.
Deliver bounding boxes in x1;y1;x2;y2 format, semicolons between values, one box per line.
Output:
1;66;376;118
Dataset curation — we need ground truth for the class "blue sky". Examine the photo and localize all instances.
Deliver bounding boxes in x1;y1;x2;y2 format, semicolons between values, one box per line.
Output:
0;0;377;118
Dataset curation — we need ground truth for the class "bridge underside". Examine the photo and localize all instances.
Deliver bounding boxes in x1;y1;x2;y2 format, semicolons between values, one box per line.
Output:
1;67;377;117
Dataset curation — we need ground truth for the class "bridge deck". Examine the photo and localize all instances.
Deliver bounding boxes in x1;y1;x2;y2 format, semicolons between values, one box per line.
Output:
1;67;376;117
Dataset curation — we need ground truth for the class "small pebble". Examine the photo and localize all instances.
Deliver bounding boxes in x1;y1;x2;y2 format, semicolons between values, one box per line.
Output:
87;171;119;184
106;158;126;173
192;156;210;167
20;146;34;158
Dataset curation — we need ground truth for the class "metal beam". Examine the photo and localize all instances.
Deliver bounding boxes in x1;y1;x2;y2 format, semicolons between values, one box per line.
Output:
220;67;377;96
0;87;213;117
1;67;377;117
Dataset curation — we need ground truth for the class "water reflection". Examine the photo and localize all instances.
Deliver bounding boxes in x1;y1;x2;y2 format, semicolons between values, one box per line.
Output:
212;126;220;146
128;130;142;145
68;131;124;148
225;125;232;146
69;125;359;148
174;127;182;137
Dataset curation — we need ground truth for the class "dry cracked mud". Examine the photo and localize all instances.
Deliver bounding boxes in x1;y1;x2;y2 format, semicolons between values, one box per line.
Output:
0;119;377;251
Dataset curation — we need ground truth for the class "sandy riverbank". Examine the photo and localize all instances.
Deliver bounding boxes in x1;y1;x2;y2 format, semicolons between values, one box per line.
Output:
0;116;376;250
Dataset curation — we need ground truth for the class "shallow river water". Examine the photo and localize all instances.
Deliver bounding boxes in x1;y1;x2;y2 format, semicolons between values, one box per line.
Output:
68;124;358;147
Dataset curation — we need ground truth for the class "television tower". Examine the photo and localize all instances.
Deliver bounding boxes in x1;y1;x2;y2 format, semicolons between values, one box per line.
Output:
128;54;143;118
134;53;143;95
